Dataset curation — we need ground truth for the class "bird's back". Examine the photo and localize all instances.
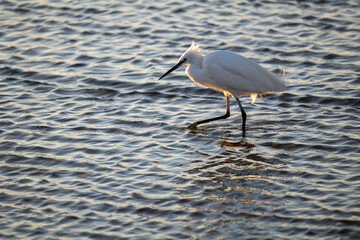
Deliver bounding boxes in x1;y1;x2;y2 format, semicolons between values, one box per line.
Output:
203;51;286;98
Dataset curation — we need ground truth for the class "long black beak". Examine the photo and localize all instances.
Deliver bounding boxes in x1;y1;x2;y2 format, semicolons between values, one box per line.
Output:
159;60;184;80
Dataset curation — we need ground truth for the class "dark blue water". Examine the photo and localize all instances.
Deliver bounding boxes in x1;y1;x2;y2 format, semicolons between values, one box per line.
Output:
1;0;359;239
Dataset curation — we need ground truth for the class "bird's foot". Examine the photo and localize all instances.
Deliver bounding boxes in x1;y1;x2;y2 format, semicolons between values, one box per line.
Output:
187;122;198;129
241;129;246;137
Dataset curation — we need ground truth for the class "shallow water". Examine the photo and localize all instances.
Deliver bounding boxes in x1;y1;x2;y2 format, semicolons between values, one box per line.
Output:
1;0;360;239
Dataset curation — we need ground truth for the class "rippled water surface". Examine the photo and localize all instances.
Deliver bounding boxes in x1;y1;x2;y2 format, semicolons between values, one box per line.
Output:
1;0;360;239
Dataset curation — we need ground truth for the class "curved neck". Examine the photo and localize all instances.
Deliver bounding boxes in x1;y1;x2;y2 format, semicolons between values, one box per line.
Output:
190;53;204;68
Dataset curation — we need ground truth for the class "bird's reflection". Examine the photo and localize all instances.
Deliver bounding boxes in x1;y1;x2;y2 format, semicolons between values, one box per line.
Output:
185;133;283;207
219;138;255;149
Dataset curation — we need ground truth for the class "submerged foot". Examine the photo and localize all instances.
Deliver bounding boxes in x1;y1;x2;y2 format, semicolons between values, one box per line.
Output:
187;122;198;129
242;128;246;137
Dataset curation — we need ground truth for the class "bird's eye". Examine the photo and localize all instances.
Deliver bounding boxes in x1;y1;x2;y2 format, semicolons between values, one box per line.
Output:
183;58;187;62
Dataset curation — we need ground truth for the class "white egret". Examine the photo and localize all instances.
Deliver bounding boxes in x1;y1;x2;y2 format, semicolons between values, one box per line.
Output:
159;41;286;133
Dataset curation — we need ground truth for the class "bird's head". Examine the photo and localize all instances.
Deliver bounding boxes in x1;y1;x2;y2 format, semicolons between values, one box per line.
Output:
159;41;202;80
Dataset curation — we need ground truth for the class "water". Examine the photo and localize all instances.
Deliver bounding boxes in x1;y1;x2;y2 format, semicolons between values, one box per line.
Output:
1;0;360;239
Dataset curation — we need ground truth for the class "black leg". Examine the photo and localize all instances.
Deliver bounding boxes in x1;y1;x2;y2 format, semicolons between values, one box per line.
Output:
234;96;246;133
188;95;230;129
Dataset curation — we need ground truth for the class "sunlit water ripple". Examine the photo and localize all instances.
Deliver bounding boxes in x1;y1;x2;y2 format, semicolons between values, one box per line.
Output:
0;0;359;239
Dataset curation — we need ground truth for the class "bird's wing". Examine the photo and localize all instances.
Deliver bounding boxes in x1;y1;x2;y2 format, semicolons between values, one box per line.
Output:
204;51;285;95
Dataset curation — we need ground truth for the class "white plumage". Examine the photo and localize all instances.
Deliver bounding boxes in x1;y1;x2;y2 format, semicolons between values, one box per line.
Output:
159;41;286;133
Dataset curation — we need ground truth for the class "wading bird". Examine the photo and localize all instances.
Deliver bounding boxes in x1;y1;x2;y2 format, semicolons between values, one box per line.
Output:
159;42;286;134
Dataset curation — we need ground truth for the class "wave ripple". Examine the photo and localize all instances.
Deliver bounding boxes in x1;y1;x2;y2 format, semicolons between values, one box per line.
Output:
0;0;360;239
